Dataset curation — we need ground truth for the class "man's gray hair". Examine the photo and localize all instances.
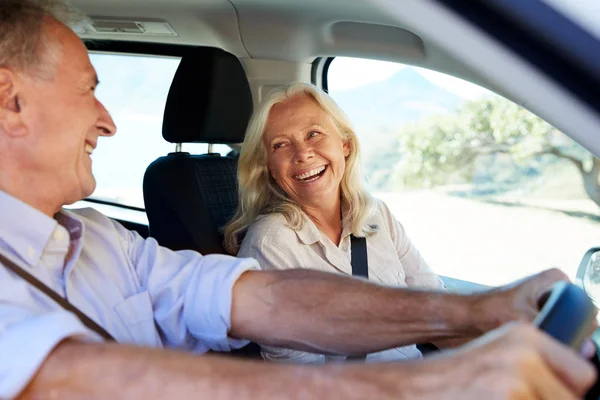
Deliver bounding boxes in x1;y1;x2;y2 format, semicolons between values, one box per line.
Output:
0;0;84;73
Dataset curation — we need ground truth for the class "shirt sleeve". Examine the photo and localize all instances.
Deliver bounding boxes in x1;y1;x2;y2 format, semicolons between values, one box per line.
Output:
379;200;447;291
0;265;101;399
119;224;259;352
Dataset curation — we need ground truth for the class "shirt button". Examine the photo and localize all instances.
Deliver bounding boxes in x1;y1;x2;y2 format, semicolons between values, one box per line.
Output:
27;246;36;259
398;272;404;280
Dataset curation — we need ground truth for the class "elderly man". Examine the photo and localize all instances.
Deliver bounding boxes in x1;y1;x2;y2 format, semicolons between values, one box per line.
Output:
0;1;595;399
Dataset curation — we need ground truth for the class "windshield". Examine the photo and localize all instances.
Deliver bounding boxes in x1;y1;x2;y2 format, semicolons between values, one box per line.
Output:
328;56;600;287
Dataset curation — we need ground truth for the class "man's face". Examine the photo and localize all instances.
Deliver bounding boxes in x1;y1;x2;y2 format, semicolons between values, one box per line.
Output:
10;18;116;206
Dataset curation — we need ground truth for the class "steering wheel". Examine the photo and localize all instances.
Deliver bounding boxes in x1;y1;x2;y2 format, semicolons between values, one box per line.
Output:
535;281;599;399
535;281;596;348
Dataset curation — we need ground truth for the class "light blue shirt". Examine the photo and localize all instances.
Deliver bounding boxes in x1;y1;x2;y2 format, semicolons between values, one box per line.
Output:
0;190;257;399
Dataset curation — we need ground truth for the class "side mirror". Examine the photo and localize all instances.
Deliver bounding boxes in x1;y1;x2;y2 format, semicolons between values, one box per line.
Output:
577;247;600;306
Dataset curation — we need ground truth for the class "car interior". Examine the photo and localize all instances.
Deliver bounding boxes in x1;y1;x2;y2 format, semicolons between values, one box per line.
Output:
66;0;600;357
143;46;252;255
76;0;511;251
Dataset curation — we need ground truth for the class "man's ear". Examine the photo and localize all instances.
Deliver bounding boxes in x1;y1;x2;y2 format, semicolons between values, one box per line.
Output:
0;68;27;137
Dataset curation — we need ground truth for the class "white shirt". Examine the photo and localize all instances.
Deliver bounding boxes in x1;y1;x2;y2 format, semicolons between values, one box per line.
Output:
0;190;257;399
239;198;446;364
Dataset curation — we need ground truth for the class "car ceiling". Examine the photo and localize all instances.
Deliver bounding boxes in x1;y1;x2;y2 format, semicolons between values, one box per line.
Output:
70;0;500;92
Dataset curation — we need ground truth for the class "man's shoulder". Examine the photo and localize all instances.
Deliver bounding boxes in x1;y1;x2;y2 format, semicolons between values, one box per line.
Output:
64;207;113;224
63;207;128;235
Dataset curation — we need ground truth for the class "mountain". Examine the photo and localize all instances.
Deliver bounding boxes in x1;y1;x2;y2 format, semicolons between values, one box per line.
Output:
330;67;462;127
329;67;464;156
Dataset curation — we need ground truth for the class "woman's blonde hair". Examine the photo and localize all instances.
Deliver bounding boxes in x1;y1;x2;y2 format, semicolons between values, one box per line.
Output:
223;82;377;254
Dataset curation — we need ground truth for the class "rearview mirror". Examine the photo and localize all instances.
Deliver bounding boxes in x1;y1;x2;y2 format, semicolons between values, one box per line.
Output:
577;247;600;306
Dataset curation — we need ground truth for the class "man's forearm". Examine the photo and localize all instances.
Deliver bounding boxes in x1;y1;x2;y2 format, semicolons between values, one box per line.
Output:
19;340;443;400
231;270;499;355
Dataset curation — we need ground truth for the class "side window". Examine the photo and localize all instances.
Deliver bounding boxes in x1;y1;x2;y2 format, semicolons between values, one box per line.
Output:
327;57;600;286
88;52;231;209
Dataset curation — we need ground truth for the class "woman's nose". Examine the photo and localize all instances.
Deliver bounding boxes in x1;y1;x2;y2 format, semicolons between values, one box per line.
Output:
293;143;314;163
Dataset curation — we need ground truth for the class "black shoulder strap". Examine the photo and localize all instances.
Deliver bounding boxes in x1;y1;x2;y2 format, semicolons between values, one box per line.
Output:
348;235;368;362
0;253;115;341
350;235;368;278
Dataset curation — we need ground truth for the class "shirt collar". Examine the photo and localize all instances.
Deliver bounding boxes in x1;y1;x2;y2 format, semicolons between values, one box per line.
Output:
340;211;353;241
294;208;356;245
56;209;84;241
294;212;324;245
0;190;59;266
293;207;375;246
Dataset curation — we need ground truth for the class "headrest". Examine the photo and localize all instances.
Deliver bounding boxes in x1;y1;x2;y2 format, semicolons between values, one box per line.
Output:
162;47;253;144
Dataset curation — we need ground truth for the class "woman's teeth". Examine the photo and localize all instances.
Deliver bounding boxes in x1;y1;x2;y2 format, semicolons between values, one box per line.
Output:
294;166;326;181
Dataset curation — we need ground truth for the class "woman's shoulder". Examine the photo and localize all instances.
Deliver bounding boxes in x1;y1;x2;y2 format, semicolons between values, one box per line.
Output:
369;196;393;221
367;196;402;235
242;213;298;248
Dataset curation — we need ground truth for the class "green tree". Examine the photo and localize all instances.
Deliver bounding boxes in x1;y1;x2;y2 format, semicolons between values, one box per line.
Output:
391;96;600;207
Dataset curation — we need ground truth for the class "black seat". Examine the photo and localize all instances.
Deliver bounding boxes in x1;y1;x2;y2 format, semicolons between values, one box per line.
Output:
143;47;261;358
143;47;252;254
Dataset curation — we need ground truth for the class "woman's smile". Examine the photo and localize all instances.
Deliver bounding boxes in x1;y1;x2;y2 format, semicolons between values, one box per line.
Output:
293;165;328;183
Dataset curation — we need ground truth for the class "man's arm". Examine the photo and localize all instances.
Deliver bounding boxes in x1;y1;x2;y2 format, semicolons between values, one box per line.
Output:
20;339;431;399
20;323;596;399
230;268;567;355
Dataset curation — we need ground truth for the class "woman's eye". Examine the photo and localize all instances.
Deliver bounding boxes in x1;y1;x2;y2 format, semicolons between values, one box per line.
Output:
273;142;285;150
308;131;320;138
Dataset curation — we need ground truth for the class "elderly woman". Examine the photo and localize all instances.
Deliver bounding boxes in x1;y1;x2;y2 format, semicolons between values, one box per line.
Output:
224;82;448;363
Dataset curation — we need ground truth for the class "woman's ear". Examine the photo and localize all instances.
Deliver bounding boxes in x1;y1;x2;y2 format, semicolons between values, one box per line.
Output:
343;138;351;158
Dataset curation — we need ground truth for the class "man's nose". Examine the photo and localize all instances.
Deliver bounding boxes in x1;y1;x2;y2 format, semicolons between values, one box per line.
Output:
96;99;117;137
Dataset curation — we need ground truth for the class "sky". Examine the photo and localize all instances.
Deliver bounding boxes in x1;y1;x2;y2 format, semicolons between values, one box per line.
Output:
328;57;492;100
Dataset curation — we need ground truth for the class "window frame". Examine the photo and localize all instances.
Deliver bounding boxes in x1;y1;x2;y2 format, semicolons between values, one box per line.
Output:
433;0;600;115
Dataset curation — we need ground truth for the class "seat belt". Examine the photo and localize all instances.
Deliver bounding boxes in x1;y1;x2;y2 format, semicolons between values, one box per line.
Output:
346;234;368;362
0;253;115;341
350;235;368;278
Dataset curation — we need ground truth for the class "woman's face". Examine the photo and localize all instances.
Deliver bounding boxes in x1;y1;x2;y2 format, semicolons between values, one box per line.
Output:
263;94;351;210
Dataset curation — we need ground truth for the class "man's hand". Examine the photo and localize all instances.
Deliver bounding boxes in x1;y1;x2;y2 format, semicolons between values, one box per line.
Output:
412;322;597;399
472;268;597;334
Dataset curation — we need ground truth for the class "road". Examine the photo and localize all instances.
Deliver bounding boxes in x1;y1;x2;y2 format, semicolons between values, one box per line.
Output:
377;191;600;287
